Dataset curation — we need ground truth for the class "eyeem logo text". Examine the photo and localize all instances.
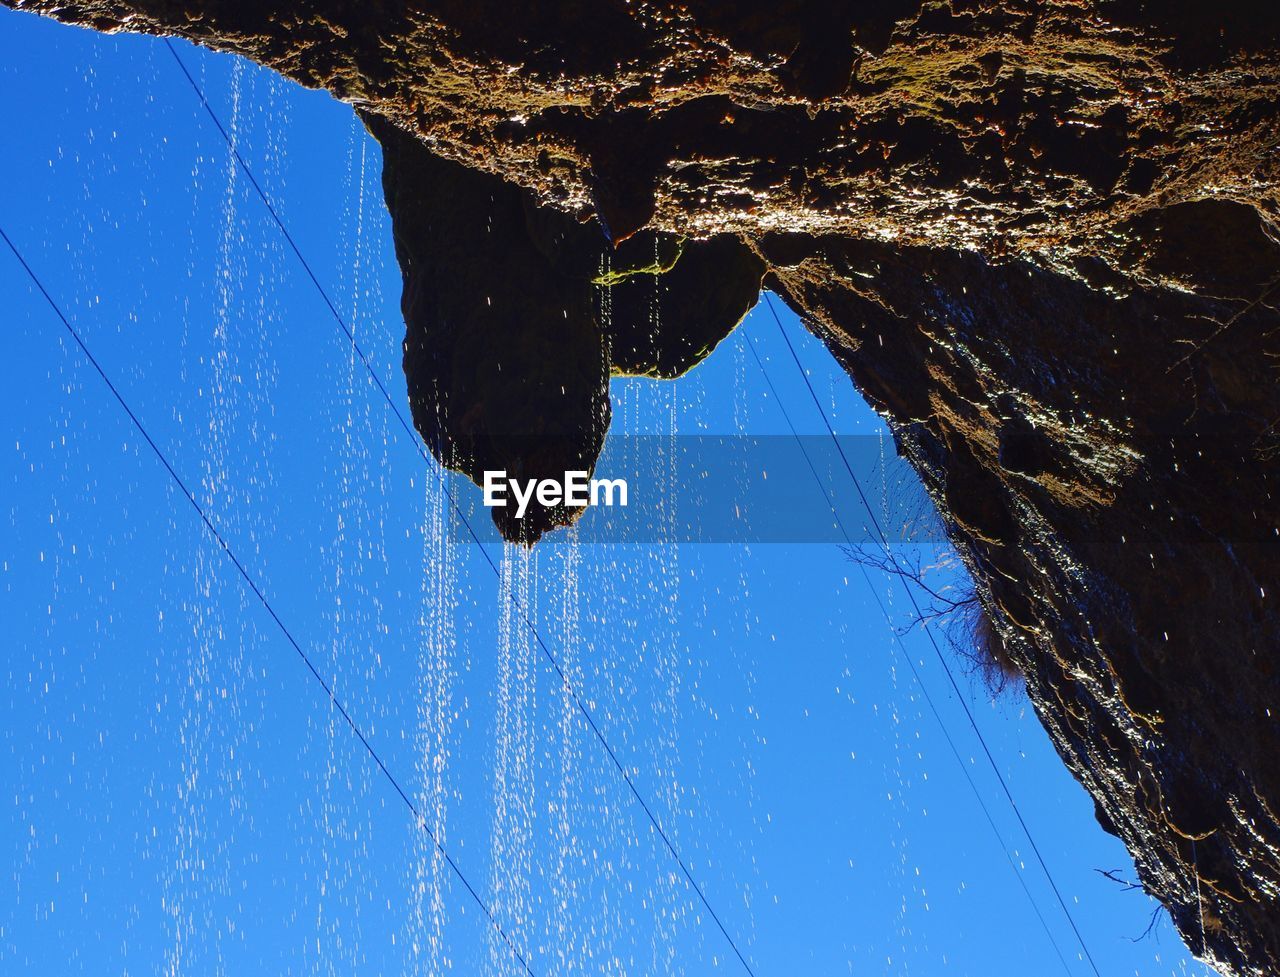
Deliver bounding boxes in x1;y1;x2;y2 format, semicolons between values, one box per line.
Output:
482;470;629;519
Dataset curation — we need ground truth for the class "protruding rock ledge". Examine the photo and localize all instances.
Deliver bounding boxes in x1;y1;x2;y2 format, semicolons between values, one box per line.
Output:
8;1;1279;970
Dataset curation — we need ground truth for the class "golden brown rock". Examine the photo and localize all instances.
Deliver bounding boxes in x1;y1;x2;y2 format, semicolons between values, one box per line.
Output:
6;0;1279;971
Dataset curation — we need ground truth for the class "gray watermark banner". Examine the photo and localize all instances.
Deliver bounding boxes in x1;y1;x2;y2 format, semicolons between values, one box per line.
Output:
446;435;947;544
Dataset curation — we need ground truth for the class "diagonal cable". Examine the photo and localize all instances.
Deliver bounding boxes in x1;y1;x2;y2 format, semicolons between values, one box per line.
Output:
743;325;1076;977
760;291;1104;977
1;223;538;977
163;38;759;977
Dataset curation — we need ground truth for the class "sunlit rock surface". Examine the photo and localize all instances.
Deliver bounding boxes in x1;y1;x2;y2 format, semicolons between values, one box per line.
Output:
370;113;763;540
6;0;1278;971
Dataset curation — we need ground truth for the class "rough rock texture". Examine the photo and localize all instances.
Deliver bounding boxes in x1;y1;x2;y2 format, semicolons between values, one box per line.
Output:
7;0;1279;972
371;112;763;538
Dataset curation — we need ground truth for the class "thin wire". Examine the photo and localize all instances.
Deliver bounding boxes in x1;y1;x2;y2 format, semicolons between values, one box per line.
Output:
164;39;760;977
760;292;1105;977
742;327;1075;977
0;224;538;977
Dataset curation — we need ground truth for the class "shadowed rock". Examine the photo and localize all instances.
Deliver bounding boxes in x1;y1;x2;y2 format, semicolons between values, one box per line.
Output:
8;0;1280;970
369;114;762;540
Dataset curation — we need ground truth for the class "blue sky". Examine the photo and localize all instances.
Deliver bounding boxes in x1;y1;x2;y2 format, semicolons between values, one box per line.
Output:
1;11;1208;977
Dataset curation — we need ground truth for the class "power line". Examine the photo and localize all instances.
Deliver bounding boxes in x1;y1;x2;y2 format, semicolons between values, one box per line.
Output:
0;224;537;977
742;327;1075;977
163;39;760;977
759;292;1105;977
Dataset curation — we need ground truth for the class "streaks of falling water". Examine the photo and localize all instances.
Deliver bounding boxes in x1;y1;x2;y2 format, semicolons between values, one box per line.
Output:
550;528;584;976
164;56;247;977
568;262;697;975
874;420;925;970
409;468;458;974
488;544;538;976
649;256;685;975
312;116;390;975
572;252;631;977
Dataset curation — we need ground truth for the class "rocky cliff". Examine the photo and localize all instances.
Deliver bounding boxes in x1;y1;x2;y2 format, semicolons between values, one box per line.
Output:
6;1;1278;972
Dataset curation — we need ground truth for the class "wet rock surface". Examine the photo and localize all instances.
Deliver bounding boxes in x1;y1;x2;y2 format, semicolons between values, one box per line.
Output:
370;113;762;539
764;226;1280;975
7;0;1279;971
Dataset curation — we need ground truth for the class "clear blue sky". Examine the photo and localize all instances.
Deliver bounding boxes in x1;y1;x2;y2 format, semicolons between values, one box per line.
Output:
1;11;1207;977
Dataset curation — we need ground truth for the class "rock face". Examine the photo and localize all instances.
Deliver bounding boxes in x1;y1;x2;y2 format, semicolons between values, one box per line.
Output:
7;0;1278;971
371;112;763;540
